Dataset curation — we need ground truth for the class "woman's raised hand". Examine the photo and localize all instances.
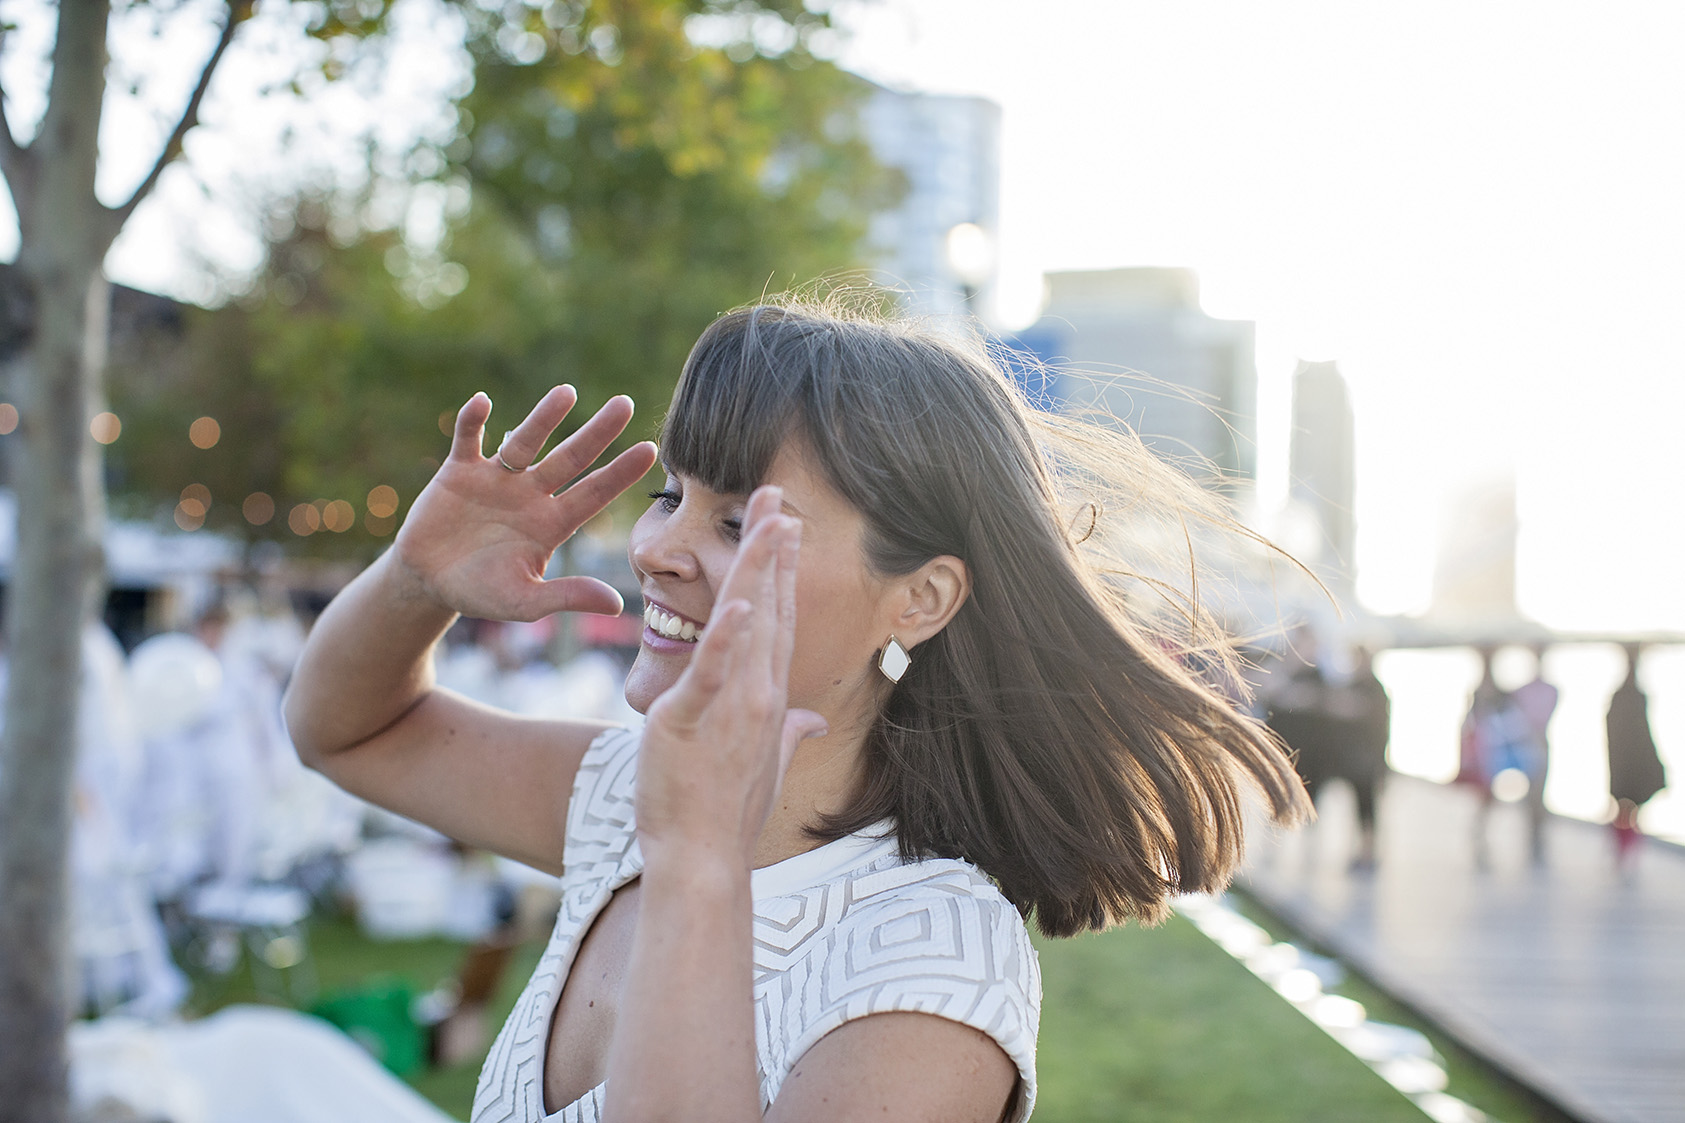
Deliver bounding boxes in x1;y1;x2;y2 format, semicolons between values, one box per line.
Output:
636;486;829;868
392;387;658;623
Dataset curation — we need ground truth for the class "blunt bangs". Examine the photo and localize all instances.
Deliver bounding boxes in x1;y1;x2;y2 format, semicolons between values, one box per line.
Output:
659;307;811;495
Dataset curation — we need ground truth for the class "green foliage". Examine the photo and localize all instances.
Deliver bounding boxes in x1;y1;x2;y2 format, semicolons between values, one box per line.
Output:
108;0;899;555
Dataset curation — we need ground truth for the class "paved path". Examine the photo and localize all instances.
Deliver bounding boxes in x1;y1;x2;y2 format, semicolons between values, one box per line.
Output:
1239;774;1685;1123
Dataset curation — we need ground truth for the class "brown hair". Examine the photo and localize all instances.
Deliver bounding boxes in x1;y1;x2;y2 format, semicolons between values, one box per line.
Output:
661;296;1310;937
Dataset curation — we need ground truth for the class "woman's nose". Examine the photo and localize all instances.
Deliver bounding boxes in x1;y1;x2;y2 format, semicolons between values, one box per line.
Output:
629;511;701;583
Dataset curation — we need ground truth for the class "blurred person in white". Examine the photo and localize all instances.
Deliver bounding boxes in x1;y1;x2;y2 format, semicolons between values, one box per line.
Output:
221;592;363;881
0;621;188;1018
136;602;267;899
284;299;1310;1123
138;598;359;905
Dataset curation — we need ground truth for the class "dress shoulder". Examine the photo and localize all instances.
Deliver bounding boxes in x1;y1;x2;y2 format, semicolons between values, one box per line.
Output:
560;725;641;882
779;854;1042;1121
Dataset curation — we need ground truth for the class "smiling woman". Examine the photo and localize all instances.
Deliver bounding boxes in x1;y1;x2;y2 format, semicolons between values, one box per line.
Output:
282;295;1310;1123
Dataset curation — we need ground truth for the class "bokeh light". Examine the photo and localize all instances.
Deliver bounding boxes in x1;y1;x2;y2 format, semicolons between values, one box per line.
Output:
437;410;453;436
0;403;17;434
289;503;320;536
90;412;121;444
366;484;400;518
365;512;397;536
189;416;221;449
174;499;205;531
243;492;275;526
322;499;357;533
181;483;211;510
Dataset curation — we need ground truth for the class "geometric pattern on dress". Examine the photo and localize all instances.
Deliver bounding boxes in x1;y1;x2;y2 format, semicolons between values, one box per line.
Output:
471;726;1041;1123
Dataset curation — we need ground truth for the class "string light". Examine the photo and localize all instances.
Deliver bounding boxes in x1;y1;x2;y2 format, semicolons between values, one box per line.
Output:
322;499;356;533
366;485;400;518
90;412;121;444
243;493;275;526
189;416;221;449
174;499;205;531
0;404;17;434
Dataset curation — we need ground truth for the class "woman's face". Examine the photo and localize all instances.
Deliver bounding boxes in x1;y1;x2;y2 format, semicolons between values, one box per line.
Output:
624;442;894;734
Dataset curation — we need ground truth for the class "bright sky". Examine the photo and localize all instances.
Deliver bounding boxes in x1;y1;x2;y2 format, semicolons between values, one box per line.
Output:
3;0;1682;630
831;0;1685;630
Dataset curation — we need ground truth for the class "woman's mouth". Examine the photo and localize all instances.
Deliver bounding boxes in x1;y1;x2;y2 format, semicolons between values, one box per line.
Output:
642;601;704;643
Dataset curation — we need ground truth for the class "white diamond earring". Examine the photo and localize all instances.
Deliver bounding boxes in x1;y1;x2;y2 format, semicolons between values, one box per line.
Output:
878;636;911;684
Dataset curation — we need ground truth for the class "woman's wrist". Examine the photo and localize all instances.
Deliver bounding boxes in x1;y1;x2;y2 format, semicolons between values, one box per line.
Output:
637;838;754;898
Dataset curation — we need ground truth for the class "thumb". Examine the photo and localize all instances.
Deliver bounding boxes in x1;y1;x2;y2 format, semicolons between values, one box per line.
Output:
778;709;830;771
517;575;625;622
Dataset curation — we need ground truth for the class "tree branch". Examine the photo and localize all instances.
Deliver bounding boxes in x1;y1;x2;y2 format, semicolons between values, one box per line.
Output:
0;73;34;215
106;0;252;231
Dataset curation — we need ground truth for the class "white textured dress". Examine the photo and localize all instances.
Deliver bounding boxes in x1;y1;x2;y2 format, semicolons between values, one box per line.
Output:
470;726;1041;1123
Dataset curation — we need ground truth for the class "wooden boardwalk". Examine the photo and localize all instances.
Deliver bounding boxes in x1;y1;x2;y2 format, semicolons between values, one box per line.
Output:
1240;775;1685;1123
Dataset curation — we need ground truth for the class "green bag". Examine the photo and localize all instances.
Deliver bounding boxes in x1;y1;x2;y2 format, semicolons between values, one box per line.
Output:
309;978;425;1078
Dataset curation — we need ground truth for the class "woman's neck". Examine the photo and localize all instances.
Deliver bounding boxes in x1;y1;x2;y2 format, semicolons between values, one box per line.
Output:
750;723;870;869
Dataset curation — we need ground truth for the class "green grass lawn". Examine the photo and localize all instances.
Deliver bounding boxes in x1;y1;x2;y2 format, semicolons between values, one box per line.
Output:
188;900;1463;1121
1227;891;1550;1123
1032;914;1431;1123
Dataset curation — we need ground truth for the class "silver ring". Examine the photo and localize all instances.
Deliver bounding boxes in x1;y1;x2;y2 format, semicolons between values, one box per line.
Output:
495;431;527;472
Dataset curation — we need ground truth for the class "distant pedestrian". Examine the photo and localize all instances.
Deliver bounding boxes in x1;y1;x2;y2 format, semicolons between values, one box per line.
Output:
1510;644;1559;865
1264;635;1386;871
1323;647;1391;871
1606;644;1667;873
1457;647;1537;870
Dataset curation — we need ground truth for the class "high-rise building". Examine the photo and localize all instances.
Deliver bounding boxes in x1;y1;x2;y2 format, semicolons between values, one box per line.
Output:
1288;360;1356;586
1006;268;1258;482
859;86;1001;318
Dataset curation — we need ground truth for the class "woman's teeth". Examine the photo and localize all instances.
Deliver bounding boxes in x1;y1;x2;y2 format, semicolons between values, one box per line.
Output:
643;604;701;643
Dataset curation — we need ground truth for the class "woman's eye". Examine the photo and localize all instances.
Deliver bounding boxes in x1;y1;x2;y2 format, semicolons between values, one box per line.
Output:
648;488;681;514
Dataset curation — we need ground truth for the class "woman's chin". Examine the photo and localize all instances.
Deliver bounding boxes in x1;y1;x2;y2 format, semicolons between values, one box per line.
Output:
623;650;686;714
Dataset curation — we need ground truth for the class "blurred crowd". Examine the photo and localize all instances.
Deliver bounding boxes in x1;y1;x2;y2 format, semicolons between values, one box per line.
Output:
7;589;1673;1024
0;590;640;1025
1256;631;1670;874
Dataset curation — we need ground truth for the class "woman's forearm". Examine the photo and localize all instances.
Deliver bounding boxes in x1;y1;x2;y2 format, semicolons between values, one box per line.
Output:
604;851;762;1122
282;550;458;763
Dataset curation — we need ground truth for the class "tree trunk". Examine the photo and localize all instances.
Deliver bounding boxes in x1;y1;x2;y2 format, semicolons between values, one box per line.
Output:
0;1;114;1119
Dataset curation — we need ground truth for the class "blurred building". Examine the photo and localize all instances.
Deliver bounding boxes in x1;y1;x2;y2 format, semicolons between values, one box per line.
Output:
1006;268;1258;482
1289;360;1357;589
1431;475;1520;623
860;86;1001;317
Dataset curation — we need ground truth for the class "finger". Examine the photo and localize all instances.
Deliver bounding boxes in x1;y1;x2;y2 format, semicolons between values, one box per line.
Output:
448;392;493;464
494;385;578;472
509;575;626;622
746;519;784;683
712;505;784;614
740;484;784;537
549;441;659;530
661;600;751;725
770;520;801;692
780;709;830;768
531;394;637;491
771;708;830;806
739;487;791;679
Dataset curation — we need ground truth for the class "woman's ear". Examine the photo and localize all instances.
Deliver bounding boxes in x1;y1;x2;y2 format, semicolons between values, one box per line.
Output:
892;555;972;648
